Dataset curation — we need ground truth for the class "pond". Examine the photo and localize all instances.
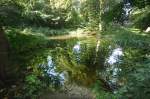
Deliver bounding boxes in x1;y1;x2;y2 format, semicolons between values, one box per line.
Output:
39;31;124;92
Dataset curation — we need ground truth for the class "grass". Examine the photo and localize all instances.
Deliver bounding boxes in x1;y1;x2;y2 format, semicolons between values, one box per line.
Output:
101;25;150;49
19;27;77;36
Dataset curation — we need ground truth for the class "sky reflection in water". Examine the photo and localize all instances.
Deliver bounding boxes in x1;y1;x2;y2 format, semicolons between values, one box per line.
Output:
107;48;123;65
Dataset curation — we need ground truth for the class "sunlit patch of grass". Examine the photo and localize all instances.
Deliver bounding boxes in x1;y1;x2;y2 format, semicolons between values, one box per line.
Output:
21;28;46;37
10;27;78;37
21;27;72;36
101;26;150;49
128;28;141;33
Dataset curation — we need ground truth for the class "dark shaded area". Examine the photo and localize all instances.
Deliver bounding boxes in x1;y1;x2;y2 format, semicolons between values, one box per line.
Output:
0;26;10;88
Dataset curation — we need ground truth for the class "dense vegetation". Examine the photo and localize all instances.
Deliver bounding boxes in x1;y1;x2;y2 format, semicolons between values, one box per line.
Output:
0;0;150;99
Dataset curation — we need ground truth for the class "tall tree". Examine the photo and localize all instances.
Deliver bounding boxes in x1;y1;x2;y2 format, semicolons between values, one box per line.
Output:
0;26;10;88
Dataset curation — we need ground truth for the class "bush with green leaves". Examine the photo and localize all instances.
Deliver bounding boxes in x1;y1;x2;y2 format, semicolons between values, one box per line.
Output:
117;63;150;99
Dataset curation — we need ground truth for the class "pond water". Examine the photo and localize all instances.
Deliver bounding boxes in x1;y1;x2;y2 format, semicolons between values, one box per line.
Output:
39;32;123;91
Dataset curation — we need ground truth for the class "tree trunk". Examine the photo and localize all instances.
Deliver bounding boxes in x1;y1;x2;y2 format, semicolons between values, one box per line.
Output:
0;26;10;88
